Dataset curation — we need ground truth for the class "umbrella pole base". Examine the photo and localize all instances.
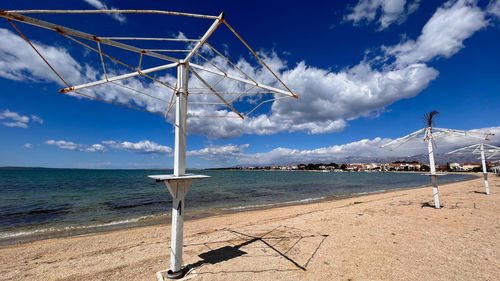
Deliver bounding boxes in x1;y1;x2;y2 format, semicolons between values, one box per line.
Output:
156;269;186;280
167;269;185;279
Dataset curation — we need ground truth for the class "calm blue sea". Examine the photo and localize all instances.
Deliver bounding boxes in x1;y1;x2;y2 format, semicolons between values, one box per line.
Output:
0;169;473;245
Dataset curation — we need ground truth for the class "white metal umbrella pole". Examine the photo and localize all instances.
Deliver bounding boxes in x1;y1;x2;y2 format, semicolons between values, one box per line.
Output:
425;128;441;208
149;63;210;280
480;143;490;195
170;63;188;273
149;14;225;279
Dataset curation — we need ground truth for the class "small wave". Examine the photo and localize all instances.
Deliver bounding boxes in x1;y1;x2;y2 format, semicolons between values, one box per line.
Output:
222;197;326;211
0;204;71;217
353;191;369;196
0;214;165;239
0;204;72;228
351;189;390;196
105;197;168;210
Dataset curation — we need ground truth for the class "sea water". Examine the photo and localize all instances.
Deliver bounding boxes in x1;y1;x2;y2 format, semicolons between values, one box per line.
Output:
0;169;473;245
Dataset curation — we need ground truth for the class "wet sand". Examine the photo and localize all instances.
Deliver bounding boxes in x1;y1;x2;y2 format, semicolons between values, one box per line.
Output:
1;175;499;281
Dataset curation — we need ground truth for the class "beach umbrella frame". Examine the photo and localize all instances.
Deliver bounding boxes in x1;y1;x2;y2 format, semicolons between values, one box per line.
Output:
446;143;500;195
0;9;298;279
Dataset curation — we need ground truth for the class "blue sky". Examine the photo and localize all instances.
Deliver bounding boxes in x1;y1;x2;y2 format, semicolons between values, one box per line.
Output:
1;0;499;168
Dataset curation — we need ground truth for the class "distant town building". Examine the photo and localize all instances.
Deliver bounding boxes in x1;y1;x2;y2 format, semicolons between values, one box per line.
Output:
492;165;500;174
449;162;462;171
462;162;480;171
346;164;363;171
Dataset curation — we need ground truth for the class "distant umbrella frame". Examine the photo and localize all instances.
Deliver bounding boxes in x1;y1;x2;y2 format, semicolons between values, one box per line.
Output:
446;143;500;195
379;112;493;209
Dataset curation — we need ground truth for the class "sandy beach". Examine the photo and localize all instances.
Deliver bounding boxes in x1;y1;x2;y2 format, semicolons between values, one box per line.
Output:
1;174;499;281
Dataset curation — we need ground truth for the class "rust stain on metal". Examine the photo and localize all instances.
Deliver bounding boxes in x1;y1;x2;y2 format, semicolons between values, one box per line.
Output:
59;87;73;93
92;35;100;42
11;14;26;22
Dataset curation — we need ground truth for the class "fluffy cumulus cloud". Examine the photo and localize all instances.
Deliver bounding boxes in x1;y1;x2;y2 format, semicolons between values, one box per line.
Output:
384;0;488;66
45;140;106;152
0;0;491;139
0;27;174;113
488;0;500;18
0;109;43;128
44;139;171;154
83;0;126;23
275;62;437;129
0;28;84;84
85;144;106;152
239;138;390;165
188;144;249;160
0;109;29;128
345;0;421;30
45;140;82;151
184;45;438;138
30;115;44;124
103;140;172;154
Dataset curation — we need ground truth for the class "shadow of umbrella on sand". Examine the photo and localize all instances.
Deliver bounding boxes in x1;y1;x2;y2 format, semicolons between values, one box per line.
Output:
176;226;328;278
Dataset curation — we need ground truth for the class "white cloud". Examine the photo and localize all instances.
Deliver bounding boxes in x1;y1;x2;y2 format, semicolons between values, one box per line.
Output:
0;28;84;84
239;138;390;165
44;139;170;154
103;140;172;154
0;27;174;115
345;0;421;30
24;143;33;148
275;62;437;130
3;121;28;128
45;140;81;151
83;0;126;23
488;0;500;18
45;139;106;152
384;0;487;66
0;109;42;128
0;109;29;122
85;143;106;152
31;115;44;124
187;144;249;160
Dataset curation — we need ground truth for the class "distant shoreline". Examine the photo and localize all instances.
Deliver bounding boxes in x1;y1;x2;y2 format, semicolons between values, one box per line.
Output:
1;166;483;176
1;166;493;175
